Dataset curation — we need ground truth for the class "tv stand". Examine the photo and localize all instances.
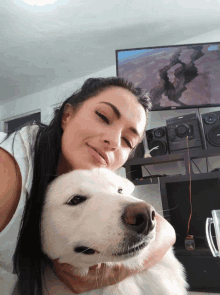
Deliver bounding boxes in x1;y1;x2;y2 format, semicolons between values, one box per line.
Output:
124;146;220;184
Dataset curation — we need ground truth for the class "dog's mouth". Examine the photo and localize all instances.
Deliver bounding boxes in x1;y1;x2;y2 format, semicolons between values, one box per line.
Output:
74;242;147;257
112;242;147;256
74;246;99;255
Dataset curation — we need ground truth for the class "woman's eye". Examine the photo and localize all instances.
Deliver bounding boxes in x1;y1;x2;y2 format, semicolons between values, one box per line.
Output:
96;111;132;149
96;111;109;124
123;138;133;149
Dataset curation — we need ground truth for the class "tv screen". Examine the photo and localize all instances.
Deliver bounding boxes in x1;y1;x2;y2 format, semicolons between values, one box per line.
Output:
116;42;220;111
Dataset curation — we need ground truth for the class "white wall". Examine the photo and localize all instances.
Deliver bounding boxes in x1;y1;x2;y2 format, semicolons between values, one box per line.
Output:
2;28;220;215
0;65;116;132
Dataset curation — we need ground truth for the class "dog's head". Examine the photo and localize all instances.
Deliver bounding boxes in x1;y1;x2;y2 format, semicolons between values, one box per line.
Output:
41;168;156;272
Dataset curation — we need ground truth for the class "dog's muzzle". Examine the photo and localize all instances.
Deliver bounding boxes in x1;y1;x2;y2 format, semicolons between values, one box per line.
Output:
74;202;156;256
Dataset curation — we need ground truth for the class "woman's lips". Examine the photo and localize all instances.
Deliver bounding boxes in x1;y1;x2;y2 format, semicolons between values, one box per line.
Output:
87;144;107;165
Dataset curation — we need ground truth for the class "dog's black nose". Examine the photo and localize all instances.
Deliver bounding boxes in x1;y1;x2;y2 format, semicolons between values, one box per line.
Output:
121;202;156;235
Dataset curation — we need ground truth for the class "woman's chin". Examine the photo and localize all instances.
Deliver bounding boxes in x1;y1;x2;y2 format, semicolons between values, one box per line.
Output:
73;162;108;171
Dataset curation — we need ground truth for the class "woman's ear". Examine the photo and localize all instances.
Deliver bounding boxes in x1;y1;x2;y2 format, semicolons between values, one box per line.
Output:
61;104;74;130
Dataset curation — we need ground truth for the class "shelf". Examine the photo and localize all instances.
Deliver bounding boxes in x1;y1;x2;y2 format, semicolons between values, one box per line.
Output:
124;147;220;183
126;146;220;166
129;170;220;187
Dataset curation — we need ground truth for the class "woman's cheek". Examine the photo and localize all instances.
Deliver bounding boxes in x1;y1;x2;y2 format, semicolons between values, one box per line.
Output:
112;152;128;170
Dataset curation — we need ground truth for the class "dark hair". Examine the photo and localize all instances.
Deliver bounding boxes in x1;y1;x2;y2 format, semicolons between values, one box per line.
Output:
2;77;151;295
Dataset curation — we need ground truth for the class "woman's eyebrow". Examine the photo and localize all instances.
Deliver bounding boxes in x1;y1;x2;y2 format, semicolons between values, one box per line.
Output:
98;101;141;139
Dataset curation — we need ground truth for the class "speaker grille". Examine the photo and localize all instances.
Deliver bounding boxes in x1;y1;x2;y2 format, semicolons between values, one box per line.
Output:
203;113;218;125
207;126;220;147
148;140;167;157
154;128;165;138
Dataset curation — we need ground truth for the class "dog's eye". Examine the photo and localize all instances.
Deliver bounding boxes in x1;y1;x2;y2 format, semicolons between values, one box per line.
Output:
118;188;123;194
66;195;87;206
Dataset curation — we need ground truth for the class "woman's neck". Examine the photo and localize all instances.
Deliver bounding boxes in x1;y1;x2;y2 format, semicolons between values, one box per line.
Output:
57;154;72;176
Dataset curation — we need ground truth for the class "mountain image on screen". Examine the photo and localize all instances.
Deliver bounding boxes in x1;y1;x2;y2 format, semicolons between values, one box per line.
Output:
117;43;220;111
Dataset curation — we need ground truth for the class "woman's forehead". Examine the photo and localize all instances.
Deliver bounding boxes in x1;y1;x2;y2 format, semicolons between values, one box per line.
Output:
88;87;146;119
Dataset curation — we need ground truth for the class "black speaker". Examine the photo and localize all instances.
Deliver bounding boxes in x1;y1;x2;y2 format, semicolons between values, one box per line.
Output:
146;126;169;157
202;110;220;149
166;113;204;153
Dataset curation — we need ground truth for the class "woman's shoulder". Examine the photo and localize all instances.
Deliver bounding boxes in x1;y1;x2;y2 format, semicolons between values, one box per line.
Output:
0;124;40;233
0;123;40;144
0;124;40;154
18;124;40;144
0;146;22;233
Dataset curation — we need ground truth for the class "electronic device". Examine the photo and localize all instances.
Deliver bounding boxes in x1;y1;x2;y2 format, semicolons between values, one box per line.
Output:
166;113;205;153
146;126;169;157
116;42;220;111
202;110;220;149
211;168;220;172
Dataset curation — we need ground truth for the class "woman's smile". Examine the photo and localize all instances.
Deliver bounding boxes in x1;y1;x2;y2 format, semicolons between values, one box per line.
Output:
87;144;108;166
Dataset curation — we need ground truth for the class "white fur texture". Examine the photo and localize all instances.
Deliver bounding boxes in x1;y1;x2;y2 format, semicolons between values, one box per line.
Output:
41;168;189;295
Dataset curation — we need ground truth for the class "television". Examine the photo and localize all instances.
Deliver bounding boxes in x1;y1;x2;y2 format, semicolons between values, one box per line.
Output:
116;41;220;111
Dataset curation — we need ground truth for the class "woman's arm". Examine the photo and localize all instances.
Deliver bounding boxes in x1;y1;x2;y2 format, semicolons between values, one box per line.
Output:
0;148;22;233
141;212;176;269
52;212;176;294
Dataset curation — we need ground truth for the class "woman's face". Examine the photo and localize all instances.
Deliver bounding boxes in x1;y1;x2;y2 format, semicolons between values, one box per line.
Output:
58;86;146;174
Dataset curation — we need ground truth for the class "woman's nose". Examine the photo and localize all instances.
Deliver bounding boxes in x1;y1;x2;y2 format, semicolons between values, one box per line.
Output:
103;131;121;150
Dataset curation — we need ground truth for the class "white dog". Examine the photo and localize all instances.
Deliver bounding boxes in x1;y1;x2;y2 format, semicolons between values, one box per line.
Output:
41;168;189;295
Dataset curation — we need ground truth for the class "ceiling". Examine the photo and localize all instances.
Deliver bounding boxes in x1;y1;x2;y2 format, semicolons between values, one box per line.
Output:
1;0;220;104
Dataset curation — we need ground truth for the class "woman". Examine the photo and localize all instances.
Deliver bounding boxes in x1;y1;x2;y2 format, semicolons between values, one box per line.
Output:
0;77;176;294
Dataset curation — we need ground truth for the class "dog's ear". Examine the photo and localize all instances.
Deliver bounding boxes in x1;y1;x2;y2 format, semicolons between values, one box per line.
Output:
94;168;135;195
119;177;135;195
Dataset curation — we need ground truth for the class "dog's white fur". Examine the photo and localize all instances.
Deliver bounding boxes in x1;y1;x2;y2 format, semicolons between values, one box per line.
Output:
41;168;189;295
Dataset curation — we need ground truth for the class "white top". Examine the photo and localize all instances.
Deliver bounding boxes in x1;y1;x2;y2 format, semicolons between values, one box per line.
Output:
0;126;74;294
0;126;39;293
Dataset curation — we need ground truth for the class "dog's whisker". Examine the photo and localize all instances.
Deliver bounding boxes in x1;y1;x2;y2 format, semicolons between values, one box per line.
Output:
163;215;171;219
157;204;179;214
55;245;96;275
125;168;140;177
